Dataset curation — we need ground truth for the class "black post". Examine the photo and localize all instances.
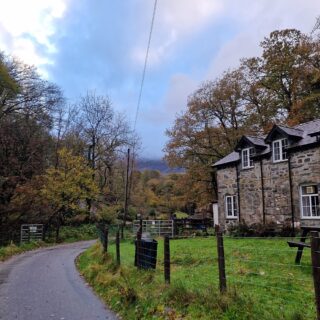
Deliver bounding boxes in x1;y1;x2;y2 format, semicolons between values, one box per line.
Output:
311;231;320;320
135;226;142;267
164;236;170;284
172;218;177;237
215;225;226;293
103;226;109;253
116;229;120;265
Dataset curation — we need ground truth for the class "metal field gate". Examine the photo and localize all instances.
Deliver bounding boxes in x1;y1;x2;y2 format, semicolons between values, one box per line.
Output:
20;224;44;243
133;220;173;237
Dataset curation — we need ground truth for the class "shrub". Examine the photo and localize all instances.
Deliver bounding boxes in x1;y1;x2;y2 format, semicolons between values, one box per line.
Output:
227;221;294;237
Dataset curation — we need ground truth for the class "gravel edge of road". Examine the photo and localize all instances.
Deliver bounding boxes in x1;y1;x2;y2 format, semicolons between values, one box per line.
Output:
74;245;121;320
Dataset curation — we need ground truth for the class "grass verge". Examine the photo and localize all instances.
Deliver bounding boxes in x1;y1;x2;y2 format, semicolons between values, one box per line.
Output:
0;241;50;261
77;237;313;320
0;224;97;262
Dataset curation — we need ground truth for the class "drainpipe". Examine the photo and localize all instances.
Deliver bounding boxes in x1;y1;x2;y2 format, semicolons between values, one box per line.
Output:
236;164;241;223
288;153;295;236
260;159;266;225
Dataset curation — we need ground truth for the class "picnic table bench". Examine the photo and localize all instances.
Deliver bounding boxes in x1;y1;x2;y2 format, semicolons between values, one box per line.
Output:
287;226;320;264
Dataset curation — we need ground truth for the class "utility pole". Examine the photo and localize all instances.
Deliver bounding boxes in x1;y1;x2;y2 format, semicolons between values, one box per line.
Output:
122;148;130;239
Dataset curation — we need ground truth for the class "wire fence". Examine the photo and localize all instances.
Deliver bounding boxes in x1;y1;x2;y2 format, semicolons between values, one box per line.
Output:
98;224;319;319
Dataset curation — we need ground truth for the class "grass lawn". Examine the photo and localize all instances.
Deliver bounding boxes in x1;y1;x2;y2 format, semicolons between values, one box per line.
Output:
77;236;315;320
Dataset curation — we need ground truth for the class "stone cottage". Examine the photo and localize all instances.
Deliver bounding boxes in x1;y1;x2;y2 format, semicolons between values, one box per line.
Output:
213;119;320;231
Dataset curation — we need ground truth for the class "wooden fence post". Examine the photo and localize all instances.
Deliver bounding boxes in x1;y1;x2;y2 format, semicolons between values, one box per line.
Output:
215;225;227;293
116;229;120;265
103;226;109;253
311;231;320;320
164;236;170;284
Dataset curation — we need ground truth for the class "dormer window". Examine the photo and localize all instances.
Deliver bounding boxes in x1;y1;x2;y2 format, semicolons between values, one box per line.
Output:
242;147;254;169
272;138;288;162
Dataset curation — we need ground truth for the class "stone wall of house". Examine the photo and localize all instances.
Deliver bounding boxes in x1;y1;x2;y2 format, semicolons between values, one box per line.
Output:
216;166;237;229
261;159;291;226
291;147;320;227
217;146;320;230
238;162;263;225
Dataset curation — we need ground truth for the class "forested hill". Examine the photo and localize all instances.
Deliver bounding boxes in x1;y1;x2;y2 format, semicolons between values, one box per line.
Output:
136;159;184;174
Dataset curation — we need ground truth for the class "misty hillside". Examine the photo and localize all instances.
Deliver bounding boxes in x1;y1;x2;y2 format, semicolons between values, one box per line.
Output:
136;159;184;174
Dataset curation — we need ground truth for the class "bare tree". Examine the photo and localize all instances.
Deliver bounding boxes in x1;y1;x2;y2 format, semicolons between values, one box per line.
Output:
76;91;136;211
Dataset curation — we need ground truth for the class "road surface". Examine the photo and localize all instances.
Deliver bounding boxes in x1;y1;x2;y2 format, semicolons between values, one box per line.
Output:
0;241;117;320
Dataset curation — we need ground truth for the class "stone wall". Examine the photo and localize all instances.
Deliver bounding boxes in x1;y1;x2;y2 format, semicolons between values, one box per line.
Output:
216;166;237;229
217;146;320;229
291;147;320;227
262;158;291;225
238;161;263;225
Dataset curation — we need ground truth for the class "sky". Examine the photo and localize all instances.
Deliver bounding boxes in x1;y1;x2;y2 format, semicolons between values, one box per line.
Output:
0;0;319;158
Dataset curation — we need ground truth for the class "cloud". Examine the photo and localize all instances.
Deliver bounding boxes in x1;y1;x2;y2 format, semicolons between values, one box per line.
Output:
143;74;198;124
2;0;319;158
131;0;223;67
0;0;69;75
207;0;320;78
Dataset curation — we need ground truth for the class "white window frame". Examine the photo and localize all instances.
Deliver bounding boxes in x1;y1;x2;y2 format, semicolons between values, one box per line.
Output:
242;147;254;169
225;195;238;219
272;138;288;163
300;185;320;219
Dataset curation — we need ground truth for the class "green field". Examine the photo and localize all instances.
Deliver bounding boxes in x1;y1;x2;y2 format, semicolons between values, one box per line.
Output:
77;236;315;320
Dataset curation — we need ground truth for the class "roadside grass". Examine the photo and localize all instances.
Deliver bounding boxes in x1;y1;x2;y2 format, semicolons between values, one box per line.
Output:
0;224;98;262
0;241;49;261
77;237;314;320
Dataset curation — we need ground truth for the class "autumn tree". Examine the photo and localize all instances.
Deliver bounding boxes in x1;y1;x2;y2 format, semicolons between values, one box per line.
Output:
165;69;251;204
41;148;98;241
165;28;320;206
0;52;64;238
0;53;63;120
242;29;320;127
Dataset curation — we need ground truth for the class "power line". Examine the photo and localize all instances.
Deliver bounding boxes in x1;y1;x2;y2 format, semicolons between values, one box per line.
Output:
128;0;158;212
134;0;158;130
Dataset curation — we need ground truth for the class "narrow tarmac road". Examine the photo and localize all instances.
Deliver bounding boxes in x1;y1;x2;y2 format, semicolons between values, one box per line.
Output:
0;241;117;320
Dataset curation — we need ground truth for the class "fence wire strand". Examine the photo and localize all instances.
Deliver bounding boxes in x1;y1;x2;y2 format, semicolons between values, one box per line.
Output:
98;227;317;319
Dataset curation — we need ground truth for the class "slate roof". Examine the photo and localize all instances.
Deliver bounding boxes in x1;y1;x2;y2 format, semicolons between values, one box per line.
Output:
246;136;267;147
277;125;304;138
213;151;240;167
213;119;320;168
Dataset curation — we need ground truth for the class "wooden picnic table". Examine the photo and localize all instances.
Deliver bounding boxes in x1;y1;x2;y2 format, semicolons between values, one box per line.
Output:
287;226;320;264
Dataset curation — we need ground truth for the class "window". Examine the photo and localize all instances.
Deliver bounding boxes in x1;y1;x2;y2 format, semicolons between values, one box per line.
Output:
272;138;288;162
300;185;320;218
242;147;254;169
225;195;238;218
